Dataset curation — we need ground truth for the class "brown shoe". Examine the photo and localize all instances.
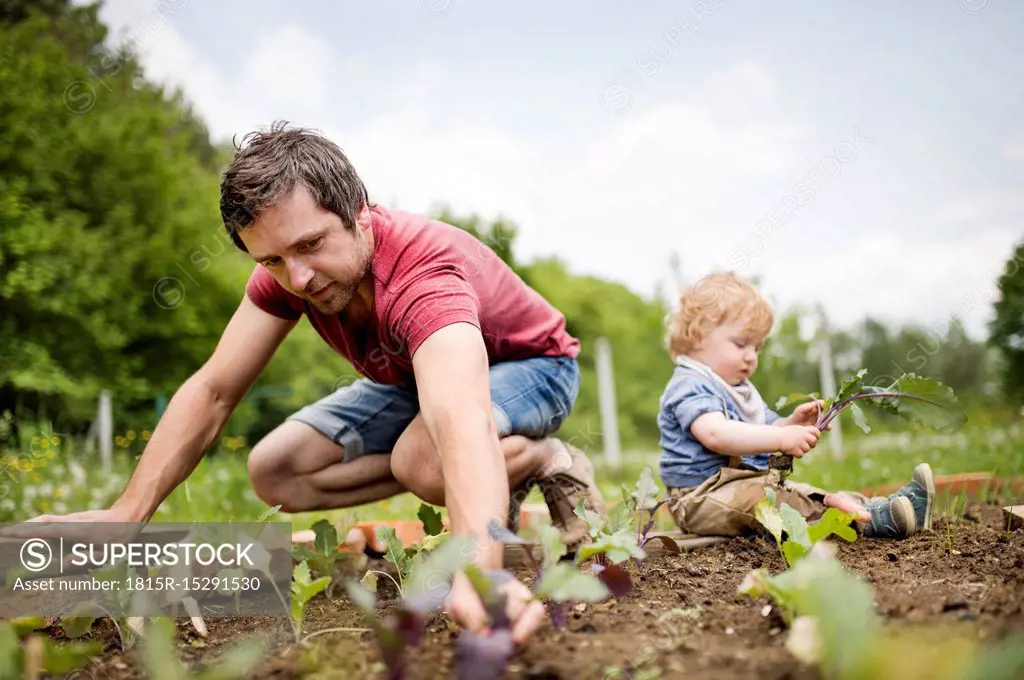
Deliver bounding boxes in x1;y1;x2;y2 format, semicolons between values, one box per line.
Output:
536;440;606;549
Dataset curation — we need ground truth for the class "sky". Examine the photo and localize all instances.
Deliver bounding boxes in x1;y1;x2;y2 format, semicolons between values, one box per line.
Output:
80;0;1024;340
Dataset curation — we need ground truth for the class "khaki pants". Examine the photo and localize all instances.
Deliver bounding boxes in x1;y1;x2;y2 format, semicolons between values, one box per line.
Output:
667;467;873;537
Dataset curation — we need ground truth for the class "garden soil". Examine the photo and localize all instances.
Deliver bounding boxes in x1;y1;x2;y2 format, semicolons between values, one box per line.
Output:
45;504;1024;679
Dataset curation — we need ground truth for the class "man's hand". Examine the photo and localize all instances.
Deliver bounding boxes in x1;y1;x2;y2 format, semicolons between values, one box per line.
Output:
0;507;144;544
446;571;546;645
777;425;821;458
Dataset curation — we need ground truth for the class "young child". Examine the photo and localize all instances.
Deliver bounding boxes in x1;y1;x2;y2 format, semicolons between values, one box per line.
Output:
657;271;935;540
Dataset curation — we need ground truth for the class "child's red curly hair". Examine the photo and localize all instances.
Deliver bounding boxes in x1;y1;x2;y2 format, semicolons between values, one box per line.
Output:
667;271;774;360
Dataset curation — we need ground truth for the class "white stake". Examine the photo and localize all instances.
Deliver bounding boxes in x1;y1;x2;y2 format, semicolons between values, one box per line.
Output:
595;337;622;470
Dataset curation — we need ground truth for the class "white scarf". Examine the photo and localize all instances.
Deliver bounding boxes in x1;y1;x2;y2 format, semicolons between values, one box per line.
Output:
674;355;767;425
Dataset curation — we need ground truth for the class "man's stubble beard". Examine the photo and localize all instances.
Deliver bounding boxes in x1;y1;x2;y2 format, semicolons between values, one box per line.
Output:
311;241;373;315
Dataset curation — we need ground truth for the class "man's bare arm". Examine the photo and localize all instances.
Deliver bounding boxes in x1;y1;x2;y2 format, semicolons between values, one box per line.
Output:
411;322;507;569
112;296;297;521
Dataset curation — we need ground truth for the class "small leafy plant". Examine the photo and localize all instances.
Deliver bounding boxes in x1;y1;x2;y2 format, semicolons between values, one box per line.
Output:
291;561;331;640
624;467;674;550
572;466;676;583
365;503;450;599
450;521;617;680
59;561;148;651
738;541;877;669
753;488;859;568
290;515;356;598
738;541;1024;680
773;370;967;480
575;467;673;550
0;616;102;679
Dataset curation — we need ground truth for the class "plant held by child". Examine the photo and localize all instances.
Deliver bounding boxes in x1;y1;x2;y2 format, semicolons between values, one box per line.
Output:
771;370;966;480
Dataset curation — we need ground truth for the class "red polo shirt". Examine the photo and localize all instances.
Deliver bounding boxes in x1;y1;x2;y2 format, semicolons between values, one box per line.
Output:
245;205;580;387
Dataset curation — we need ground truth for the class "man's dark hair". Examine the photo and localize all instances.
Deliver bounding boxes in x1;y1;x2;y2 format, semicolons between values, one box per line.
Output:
219;121;370;252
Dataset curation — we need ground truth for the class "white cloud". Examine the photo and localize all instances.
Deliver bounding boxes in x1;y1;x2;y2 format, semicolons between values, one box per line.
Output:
87;0;347;141
83;2;1023;342
750;227;1020;338
934;189;1024;225
241;25;334;120
1006;131;1024;162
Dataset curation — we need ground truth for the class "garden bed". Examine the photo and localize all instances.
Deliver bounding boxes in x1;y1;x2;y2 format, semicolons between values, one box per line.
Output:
47;502;1024;679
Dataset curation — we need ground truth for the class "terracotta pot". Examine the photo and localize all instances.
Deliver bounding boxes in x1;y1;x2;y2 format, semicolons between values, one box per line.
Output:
356;520;447;552
290;527;368;554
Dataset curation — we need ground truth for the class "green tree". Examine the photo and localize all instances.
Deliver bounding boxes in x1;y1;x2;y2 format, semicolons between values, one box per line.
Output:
989;241;1024;405
0;9;243;430
753;308;817;403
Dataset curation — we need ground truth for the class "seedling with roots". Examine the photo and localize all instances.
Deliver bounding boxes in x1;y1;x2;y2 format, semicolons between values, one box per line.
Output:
453;566;516;680
456;521;615;679
772;370;966;481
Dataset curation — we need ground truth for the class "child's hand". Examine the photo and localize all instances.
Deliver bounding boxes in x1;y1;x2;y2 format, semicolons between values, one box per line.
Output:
778;425;821;458
788;400;826;428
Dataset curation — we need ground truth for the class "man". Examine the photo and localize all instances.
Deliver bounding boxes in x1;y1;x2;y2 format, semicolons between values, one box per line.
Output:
27;122;605;643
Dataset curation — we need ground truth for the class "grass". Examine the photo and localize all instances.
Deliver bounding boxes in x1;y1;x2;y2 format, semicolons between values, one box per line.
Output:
1;422;1021;533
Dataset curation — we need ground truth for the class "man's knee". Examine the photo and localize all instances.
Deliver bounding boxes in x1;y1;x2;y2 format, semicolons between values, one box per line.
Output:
391;435;435;492
247;429;300;510
390;416;436;485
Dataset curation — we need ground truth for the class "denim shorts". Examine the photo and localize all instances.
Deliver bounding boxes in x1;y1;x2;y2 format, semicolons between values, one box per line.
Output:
287;356;580;463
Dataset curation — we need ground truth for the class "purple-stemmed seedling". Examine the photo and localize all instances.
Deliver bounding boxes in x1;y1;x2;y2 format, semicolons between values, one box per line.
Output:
772;370;966;481
345;535;477;680
455;566;516;680
487;520;611;631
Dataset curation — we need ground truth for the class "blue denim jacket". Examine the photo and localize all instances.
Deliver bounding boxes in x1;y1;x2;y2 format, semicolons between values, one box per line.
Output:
657;365;782;489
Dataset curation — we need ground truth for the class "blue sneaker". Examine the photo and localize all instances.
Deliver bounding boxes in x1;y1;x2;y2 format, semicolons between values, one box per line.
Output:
862;496;916;539
889;463;935;532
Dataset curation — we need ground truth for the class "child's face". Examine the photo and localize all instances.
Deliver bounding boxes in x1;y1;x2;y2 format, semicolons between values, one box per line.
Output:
691;318;764;386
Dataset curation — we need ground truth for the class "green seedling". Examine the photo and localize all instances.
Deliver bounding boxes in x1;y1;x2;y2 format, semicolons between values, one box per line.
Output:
739;540;877;673
754;487;859;567
291;515;356;598
577;466;674;552
59;562;148;651
942;493;968;557
291;560;331;640
627;467;673;550
0;616;102;679
367;503;450;599
739;541;1024;680
215;568;247;614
